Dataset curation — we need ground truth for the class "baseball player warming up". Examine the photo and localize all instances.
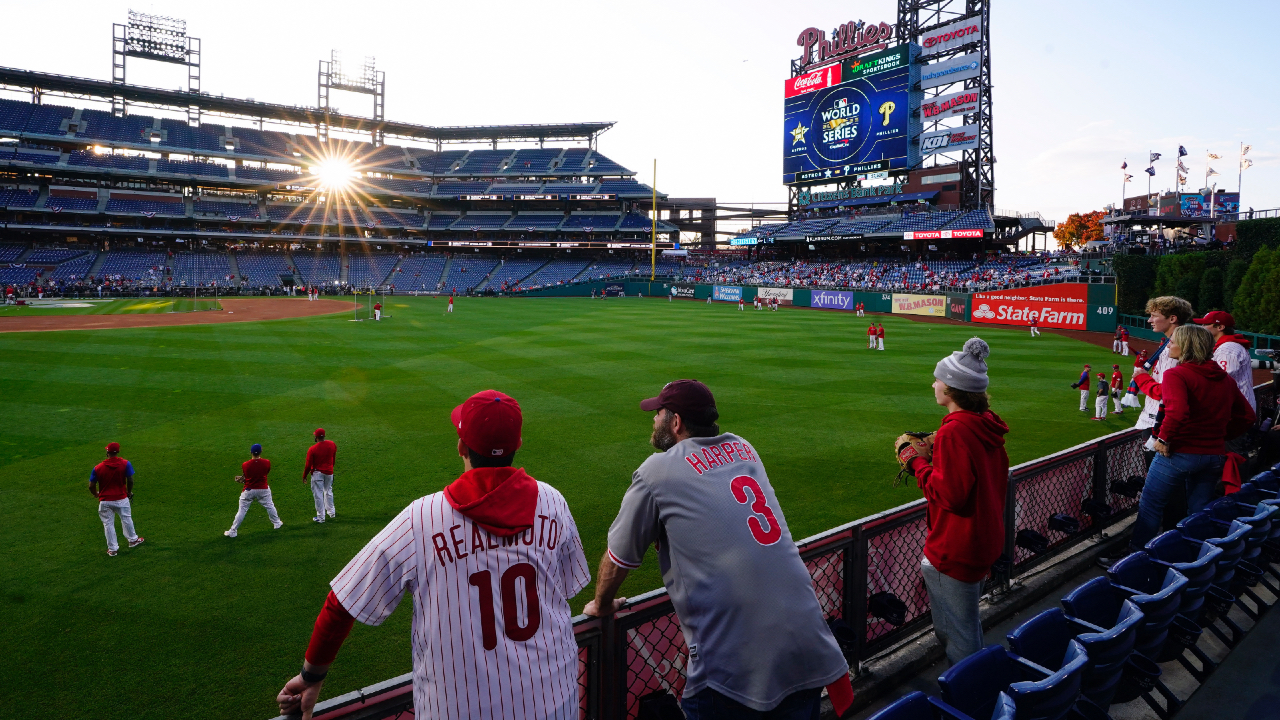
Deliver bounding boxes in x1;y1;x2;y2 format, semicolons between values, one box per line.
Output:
1029;313;1040;337
584;380;855;719
1110;365;1126;414
373;301;382;321
90;442;145;556
225;444;283;537
867;323;877;349
877;322;886;350
1071;364;1092;411
275;390;590;720
1092;372;1110;420
304;429;338;523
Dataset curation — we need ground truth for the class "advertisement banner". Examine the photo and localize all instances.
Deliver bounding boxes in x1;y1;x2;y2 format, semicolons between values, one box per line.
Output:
810;290;855;310
892;293;947;316
785;64;843;98
920;16;983;56
1180;192;1240;218
920;123;980;156
919;52;981;89
946;294;970;322
919;89;980;119
904;229;984;240
757;287;795;305
784;45;919;184
970;284;1088;329
713;285;742;302
604;284;625;297
672;284;696;298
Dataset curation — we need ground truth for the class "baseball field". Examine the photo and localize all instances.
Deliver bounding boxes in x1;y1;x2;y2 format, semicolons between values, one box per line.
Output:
0;295;1138;719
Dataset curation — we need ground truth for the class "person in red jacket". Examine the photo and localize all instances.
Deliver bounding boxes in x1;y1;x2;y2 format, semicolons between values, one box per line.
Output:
304;428;338;523
897;338;1009;666
1110;325;1255;560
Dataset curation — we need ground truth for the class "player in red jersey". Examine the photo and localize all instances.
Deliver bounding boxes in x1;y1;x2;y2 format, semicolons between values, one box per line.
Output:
226;443;282;537
1110;365;1126;414
1120;327;1130;356
275;390;589;720
373;301;382;321
867;323;877;349
1071;364;1092;411
90;442;144;556
1028;313;1040;337
447;293;454;313
739;296;744;311
304;429;338;523
876;322;886;350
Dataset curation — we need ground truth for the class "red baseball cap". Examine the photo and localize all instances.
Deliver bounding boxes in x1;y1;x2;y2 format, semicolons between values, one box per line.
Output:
1193;311;1235;330
640;379;719;425
451;390;522;457
314;428;326;438
105;442;120;453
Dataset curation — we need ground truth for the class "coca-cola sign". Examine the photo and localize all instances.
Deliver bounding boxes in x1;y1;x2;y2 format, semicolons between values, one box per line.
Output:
796;20;895;69
785;65;842;99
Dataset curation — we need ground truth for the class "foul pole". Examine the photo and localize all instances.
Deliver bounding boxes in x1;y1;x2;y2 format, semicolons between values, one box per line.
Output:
650;159;657;282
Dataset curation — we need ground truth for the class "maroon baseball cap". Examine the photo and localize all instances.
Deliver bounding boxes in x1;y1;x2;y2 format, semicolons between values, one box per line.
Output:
452;390;522;457
314;428;326;438
105;442;120;453
1194;311;1235;330
640;380;719;425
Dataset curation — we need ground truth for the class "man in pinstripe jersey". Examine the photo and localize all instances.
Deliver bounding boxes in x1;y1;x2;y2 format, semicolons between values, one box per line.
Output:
276;390;590;720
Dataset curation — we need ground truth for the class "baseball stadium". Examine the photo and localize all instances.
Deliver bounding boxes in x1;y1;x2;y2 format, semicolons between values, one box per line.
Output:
3;4;1279;720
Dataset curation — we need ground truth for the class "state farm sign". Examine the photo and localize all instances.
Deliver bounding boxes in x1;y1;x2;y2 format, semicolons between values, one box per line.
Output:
785;65;842;98
970;284;1088;329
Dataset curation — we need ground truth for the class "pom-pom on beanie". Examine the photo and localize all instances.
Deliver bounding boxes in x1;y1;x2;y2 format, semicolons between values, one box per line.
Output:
934;337;990;392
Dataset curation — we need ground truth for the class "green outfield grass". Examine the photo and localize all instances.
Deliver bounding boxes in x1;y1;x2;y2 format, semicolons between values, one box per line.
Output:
0;297;222;316
0;296;1137;719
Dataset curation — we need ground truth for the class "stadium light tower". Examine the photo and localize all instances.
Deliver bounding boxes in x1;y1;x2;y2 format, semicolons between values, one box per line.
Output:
317;51;386;146
112;11;202;124
898;0;993;209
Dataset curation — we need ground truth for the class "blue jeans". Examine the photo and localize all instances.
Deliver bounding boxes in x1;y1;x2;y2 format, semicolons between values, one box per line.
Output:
681;687;821;720
1130;452;1224;551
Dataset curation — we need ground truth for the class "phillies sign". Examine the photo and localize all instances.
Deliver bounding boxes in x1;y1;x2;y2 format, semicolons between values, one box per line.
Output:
785;65;843;98
971;284;1088;329
796;20;895;69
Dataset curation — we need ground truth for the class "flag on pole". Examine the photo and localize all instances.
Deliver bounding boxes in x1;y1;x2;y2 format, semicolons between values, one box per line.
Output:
1177;160;1188;172
1121;161;1128;170
1241;159;1253;170
1208;153;1222;160
1149;152;1162;162
1178;146;1188;157
1241;144;1251;156
1207;167;1220;177
1124;174;1133;182
1145;166;1156;176
1178;174;1187;184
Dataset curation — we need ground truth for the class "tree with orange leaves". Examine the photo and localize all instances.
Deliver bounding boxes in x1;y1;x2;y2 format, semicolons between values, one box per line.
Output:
1052;211;1106;248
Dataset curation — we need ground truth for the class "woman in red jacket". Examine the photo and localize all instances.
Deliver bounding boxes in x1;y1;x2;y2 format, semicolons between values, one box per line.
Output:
897;338;1009;666
1124;324;1255;554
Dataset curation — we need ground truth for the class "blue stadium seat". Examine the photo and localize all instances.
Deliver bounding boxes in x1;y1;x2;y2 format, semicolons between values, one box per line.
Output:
1058;580;1145;707
866;691;934;720
1144;530;1223;619
935;642;1087;720
1106;552;1188;660
1177;514;1251;590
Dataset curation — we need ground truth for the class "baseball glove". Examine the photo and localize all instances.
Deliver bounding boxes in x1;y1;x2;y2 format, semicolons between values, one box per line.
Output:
893;432;934;486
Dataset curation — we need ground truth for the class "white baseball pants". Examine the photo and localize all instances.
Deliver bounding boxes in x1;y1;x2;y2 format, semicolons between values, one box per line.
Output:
375;309;381;321
1113;340;1121;352
1122;342;1129;356
1095;394;1109;419
1030;327;1040;336
99;499;138;552
869;336;876;349
311;472;335;518
1079;389;1090;411
232;489;282;530
878;338;884;350
1112;394;1124;413
447;303;453;312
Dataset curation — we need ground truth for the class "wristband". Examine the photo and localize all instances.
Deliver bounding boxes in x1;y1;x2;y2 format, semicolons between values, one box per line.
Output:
300;667;328;685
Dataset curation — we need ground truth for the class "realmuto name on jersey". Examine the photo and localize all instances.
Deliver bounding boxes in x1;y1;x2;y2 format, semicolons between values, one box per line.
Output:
431;515;563;567
684;440;759;476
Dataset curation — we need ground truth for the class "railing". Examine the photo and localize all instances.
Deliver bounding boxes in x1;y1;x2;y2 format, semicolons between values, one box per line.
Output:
285;427;1157;720
1118;314;1280;358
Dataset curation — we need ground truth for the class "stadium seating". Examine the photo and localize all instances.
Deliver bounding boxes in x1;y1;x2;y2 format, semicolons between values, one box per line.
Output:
0;243;25;262
485;183;543;195
456;150;514;174
393;254;447;290
292;254;341;286
360;144;412;169
580;259;635;281
502;149;562;174
596;179;651;195
106;195;186;216
46;195;100;212
505;213;565;231
425;213;461;230
26;247;87;263
266;203;326;224
542;182;600;195
450;213;512;231
440;258;499;293
47;251;97;281
363;177;431;195
67;151;150;172
236;165;304;183
0;98;34;133
946;208;996;230
157;158;230;178
0;267;39;285
0;146;61;165
232;127;293;157
434;182;493;197
617;212;655;231
414;150;467;174
485;259;546;290
173;252;234;286
346;253;400;288
586;151;629;174
560;213;619;231
235;252;294;286
556;148;591;173
159;119;228;153
878;211;961;234
518;259;589;289
0;188;39;208
76;108;154;144
368;209;419;228
194;199;260;219
96;251;168;282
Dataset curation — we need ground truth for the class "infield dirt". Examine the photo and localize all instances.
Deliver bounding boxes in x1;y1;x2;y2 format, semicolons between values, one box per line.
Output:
0;298;351;332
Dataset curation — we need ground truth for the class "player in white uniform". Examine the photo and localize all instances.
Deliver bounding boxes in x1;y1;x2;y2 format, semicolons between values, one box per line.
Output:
1133;297;1191;449
1195;311;1257;412
275;390;590;720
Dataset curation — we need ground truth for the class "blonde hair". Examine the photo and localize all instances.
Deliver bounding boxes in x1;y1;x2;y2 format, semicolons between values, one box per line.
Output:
1145;296;1194;325
1170;325;1215;364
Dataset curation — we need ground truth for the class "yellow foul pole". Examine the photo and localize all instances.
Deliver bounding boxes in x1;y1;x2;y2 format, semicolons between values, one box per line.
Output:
650;158;657;281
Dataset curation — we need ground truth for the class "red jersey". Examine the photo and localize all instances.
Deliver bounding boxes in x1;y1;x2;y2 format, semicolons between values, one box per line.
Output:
877;326;885;338
867;325;876;336
1120;328;1129;340
305;440;337;475
92;457;134;502
242;458;271;490
1029;315;1038;327
374;303;382;311
1111;371;1124;389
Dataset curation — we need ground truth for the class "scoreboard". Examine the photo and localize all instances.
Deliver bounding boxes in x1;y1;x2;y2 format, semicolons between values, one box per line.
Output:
783;44;920;185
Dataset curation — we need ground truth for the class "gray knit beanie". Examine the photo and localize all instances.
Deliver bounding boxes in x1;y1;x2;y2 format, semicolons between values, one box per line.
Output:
934;337;990;392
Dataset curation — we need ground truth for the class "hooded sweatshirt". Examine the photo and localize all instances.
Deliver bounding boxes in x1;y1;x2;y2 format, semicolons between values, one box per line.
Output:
908;410;1010;583
1156;361;1255;454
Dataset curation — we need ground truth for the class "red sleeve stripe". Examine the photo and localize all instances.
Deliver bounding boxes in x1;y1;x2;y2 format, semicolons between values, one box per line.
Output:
607;548;641;570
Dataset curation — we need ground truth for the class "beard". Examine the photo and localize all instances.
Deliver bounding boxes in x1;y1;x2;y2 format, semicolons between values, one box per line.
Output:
650;417;678;451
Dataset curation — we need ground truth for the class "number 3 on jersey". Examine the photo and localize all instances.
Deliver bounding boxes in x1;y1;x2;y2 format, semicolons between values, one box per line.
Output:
469;563;541;650
730;475;782;545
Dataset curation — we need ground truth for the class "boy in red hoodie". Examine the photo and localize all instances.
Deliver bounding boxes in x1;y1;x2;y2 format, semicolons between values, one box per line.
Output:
276;390;591;720
897;337;1009;666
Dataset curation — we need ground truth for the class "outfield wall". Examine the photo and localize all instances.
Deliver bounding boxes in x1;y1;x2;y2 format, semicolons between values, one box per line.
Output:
517;281;1117;333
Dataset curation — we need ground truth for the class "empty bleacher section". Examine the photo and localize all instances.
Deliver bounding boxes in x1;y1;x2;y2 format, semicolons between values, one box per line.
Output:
580;259;635;281
266;203;326;225
105;193;185;216
159;119;226;153
230;127;292;158
503;149;561;174
542;182;599;195
485;259;546;291
346;253;400;288
556;148;591;173
75;108;153;144
440;258;499;293
236;165;304;183
414;150;467;174
451;213;511;231
517;259;590;289
26;247;87;263
946;207;996;230
156;158;229;178
0;146;61;165
67;150;149;172
425;213;461;230
0;188;39;208
45;190;100;213
173;252;233;286
292;254;341;287
47;251;97;281
194;199;259;219
456;150;513;175
0;266;39;285
560;213;619;232
506;213;565;232
96;250;167;283
235;253;294;287
434;181;492;197
393;254;447;290
0;243;26;262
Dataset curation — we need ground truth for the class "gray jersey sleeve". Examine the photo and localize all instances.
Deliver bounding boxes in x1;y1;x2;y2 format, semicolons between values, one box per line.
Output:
606;470;660;569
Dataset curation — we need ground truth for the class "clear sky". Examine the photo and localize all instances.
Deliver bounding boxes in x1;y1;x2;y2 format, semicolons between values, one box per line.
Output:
0;0;1274;223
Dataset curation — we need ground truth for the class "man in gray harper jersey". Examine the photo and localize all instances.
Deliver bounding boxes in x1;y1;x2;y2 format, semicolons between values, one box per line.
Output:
584;380;852;719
